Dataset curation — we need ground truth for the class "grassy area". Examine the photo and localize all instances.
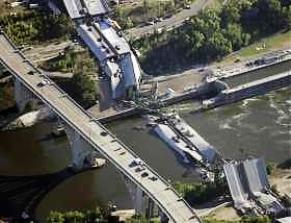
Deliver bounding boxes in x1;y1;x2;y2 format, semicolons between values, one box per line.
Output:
216;30;291;65
202;216;271;223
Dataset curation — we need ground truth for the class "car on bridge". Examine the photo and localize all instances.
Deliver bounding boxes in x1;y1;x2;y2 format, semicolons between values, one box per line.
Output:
37;79;50;87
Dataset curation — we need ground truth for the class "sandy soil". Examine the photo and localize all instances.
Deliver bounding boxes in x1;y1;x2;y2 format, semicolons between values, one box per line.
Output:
111;209;135;221
270;168;291;196
207;204;240;221
156;70;206;94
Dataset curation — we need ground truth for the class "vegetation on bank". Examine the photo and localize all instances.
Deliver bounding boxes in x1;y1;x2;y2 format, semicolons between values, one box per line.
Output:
41;49;100;108
203;216;271;223
113;0;195;29
45;208;272;223
0;9;74;45
41;49;96;74
69;72;98;108
0;82;14;111
214;30;291;66
47;207;112;223
127;215;160;223
46;209;158;223
174;179;228;205
134;0;291;75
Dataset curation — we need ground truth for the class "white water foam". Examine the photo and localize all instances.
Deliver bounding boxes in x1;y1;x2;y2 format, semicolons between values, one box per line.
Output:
269;96;290;127
219;122;233;130
240;97;261;108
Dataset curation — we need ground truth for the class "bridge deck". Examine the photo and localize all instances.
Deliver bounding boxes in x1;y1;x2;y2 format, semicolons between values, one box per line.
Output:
63;0;84;19
0;32;200;223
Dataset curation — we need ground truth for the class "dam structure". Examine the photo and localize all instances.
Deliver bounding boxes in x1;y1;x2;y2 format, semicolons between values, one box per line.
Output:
63;0;141;101
0;23;200;223
203;71;291;109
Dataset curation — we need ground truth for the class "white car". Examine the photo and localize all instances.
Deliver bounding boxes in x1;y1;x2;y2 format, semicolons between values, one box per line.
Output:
37;79;50;87
130;158;144;167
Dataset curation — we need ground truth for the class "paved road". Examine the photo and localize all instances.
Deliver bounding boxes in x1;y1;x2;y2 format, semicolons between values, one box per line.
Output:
0;31;200;223
126;0;213;38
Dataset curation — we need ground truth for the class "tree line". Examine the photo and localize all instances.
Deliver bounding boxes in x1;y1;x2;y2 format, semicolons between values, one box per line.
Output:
46;208;159;223
203;216;271;223
134;0;291;75
0;9;74;45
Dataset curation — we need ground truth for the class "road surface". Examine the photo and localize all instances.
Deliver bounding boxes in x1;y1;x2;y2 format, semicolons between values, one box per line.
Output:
126;0;213;38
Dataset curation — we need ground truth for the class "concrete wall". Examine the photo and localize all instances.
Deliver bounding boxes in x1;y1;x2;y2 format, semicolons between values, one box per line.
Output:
203;71;291;109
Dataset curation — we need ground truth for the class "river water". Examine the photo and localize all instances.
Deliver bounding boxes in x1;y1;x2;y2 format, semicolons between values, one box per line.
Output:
0;63;290;220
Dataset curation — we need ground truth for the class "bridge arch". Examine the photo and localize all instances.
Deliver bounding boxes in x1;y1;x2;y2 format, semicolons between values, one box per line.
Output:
14;78;41;113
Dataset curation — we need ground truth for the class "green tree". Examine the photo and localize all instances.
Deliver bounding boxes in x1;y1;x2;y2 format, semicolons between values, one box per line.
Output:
46;207;110;223
266;162;273;175
174;181;228;205
224;23;251;50
126;17;134;29
47;211;65;223
63;211;85;223
0;10;74;45
70;72;97;108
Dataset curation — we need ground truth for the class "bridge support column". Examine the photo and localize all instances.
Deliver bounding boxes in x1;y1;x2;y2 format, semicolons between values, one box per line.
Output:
14;78;37;112
64;126;100;170
123;175;159;219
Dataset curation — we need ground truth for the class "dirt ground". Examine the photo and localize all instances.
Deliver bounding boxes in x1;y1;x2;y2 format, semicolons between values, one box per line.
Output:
155;70;206;94
270;168;291;196
207;204;241;221
111;209;135;221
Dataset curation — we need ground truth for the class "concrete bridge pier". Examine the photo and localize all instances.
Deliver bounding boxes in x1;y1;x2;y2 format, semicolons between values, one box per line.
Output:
14;78;38;112
123;175;160;220
64;126;101;170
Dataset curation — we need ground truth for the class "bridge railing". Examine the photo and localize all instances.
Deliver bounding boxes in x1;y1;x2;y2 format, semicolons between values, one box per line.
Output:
0;29;199;222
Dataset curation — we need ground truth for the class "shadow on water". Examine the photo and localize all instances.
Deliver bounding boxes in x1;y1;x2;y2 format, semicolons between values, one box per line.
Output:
0;122;132;220
278;158;291;169
0;167;101;218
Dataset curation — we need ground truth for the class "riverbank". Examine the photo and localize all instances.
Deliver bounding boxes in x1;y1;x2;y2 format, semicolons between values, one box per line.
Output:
213;30;291;67
270;167;291;197
211;49;291;80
